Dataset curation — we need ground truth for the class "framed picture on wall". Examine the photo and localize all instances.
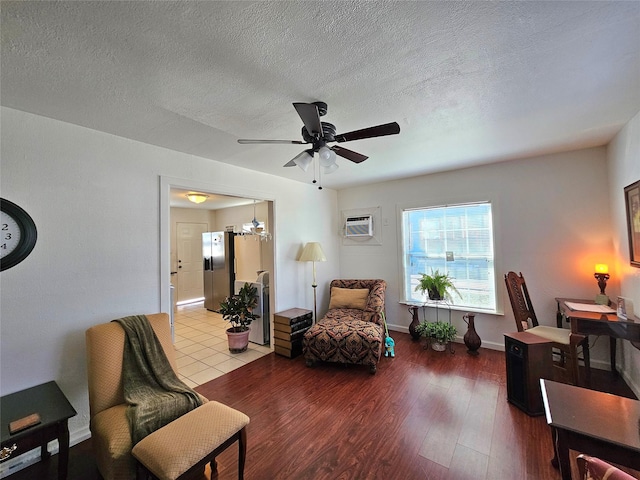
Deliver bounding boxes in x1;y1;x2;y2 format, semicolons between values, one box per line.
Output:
624;180;640;267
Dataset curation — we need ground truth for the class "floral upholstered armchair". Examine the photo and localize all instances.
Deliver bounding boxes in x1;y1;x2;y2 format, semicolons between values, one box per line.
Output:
303;279;387;374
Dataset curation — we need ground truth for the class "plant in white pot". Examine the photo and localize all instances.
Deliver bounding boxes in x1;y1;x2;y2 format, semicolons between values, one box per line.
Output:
415;269;461;302
415;320;457;351
219;282;258;353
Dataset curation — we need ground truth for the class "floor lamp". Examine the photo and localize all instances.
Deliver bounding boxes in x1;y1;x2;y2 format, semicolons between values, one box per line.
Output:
299;242;326;323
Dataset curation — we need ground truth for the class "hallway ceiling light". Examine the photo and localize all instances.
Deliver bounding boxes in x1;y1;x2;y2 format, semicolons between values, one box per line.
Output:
186;193;209;204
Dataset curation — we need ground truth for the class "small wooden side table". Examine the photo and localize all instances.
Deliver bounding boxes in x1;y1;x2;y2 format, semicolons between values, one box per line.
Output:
273;308;313;358
504;331;553;416
1;381;77;480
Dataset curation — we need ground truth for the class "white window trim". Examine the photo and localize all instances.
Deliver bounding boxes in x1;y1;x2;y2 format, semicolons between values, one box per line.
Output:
396;195;504;316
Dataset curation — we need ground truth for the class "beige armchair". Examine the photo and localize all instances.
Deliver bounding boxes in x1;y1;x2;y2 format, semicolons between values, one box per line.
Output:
85;313;249;480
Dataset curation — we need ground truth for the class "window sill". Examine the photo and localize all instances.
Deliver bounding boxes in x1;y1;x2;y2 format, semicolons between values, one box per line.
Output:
399;300;503;316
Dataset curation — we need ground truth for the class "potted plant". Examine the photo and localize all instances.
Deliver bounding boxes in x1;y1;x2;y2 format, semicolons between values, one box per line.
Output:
219;282;259;353
415;269;461;302
415;320;457;351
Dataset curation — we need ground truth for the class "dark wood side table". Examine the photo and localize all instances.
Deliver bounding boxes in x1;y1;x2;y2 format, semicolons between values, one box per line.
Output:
541;379;640;480
1;381;77;480
504;332;553;416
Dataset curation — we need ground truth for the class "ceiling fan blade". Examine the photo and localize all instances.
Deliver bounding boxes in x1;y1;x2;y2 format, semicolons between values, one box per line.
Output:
293;102;323;137
283;159;297;167
331;146;368;164
237;139;307;145
335;122;400;143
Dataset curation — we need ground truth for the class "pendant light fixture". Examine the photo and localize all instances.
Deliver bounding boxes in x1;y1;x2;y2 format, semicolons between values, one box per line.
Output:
238;200;272;241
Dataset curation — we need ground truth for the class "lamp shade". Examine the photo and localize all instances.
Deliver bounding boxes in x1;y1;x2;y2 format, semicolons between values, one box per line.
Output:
595;264;609;274
299;242;326;262
323;162;339;174
318;146;337;167
293;150;314;171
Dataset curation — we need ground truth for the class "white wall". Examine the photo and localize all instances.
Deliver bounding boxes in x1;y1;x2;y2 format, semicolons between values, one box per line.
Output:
213;202;268;233
337;148;618;364
0;107;340;444
607;109;640;395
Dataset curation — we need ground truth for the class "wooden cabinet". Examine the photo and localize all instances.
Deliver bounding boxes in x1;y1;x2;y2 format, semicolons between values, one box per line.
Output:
273;308;312;358
504;332;553;416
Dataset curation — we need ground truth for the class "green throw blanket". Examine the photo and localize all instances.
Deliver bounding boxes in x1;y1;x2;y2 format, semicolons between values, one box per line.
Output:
114;315;203;444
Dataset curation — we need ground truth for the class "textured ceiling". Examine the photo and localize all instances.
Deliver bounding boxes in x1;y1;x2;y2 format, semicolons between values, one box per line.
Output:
2;1;639;190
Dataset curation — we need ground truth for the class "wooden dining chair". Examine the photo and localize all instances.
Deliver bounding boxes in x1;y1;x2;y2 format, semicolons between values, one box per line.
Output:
504;271;590;386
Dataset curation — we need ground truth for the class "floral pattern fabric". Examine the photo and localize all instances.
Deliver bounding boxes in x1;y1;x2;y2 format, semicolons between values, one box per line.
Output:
303;279;386;373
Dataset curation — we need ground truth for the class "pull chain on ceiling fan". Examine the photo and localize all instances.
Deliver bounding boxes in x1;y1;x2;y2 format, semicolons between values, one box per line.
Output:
238;101;400;189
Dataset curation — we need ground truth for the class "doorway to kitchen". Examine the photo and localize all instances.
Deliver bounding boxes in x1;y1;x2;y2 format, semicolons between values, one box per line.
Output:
160;176;276;385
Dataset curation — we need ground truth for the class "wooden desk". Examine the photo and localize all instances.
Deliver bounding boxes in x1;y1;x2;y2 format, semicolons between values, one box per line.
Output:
541;379;640;480
556;298;640;373
0;381;77;479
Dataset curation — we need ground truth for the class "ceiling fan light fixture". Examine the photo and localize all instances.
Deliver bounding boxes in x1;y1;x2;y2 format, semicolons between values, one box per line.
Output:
318;146;336;167
323;163;339;174
186;193;209;204
293;150;314;171
237;102;401;187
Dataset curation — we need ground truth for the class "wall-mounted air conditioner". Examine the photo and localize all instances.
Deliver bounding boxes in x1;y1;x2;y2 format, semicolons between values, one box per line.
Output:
345;215;373;237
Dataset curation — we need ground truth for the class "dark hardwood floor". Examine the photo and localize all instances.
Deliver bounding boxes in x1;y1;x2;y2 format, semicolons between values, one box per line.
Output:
9;332;638;480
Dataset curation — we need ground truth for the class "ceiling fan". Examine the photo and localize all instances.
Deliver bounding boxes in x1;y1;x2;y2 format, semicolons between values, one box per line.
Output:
237;101;400;178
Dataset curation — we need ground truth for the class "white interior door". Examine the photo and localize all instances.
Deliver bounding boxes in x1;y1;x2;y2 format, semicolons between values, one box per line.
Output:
177;222;207;303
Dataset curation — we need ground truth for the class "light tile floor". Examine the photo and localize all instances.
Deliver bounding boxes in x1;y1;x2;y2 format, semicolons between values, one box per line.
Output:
173;301;271;387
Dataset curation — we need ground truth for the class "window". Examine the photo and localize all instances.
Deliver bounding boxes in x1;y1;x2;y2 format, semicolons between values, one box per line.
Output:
401;201;497;312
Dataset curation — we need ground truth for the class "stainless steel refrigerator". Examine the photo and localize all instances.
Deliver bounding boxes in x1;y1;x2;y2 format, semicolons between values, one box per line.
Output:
203;231;236;312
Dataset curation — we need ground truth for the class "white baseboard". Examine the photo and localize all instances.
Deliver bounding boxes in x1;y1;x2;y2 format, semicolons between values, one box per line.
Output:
620;366;640;398
387;324;505;352
386;324;623;372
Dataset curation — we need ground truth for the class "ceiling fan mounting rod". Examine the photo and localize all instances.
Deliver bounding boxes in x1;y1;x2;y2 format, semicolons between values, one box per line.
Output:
302;122;336;145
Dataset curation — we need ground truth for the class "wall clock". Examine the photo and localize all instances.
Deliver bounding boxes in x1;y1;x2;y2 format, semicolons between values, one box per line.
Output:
1;198;37;271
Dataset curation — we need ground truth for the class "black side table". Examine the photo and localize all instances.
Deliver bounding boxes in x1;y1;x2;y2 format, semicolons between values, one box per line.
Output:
1;381;77;479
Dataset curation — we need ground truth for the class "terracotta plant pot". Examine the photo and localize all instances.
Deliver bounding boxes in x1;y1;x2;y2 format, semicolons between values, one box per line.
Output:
226;328;250;353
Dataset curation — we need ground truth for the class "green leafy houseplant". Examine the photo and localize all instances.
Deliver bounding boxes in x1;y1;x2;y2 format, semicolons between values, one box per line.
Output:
219;282;259;332
415;320;457;344
415;269;461;302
